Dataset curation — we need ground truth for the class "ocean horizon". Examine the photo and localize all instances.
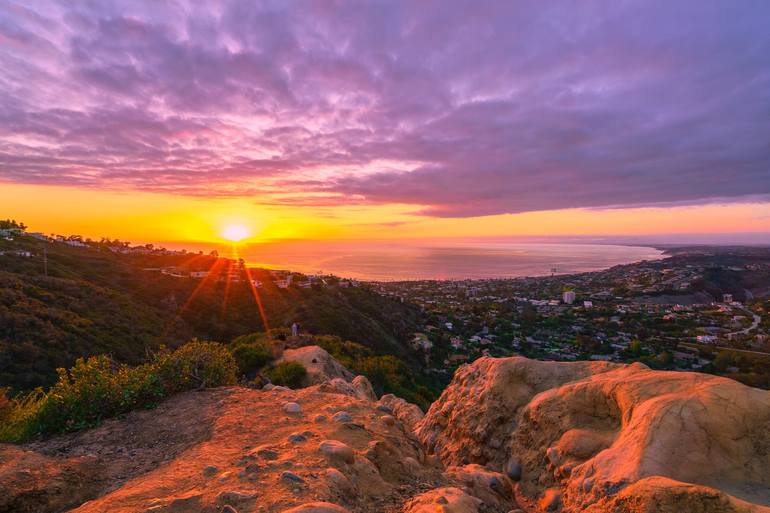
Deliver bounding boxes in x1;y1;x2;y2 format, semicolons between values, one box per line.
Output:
236;242;665;281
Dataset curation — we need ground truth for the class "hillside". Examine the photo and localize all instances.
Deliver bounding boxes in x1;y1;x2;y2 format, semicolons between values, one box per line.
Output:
1;354;768;513
0;234;422;391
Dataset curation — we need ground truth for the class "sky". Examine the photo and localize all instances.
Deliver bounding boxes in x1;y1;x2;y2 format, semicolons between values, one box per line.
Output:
1;0;769;246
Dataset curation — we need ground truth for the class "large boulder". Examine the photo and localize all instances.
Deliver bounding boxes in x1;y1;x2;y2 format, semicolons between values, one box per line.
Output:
417;356;770;513
278;346;354;384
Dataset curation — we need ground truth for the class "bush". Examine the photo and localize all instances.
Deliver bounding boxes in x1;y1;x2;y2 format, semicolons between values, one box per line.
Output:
0;340;237;442
229;333;275;377
267;361;307;388
155;340;237;393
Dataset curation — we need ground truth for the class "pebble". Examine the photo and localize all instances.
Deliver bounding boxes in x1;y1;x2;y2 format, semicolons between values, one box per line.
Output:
217;490;258;503
314;414;328;423
288;433;307;443
504;458;522;481
376;405;393;414
379;414;396;426
256;447;278;460
332;411;352;423
221;506;238;513
283;402;302;414
319;440;355;465
281;471;305;484
202;465;218;477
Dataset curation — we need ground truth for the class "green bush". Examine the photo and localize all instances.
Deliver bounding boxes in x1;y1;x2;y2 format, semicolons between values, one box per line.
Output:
267;361;307;388
155;340;237;393
0;340;237;442
229;333;275;376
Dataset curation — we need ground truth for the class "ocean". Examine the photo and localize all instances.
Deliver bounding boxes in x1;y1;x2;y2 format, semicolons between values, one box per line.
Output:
238;241;664;281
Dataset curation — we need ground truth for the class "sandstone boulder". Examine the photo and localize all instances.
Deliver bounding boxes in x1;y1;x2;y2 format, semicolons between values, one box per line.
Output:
278;346;353;384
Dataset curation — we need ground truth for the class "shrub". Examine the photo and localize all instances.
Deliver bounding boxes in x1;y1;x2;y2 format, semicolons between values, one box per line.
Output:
154;340;237;393
231;343;272;376
0;340;237;442
267;361;307;388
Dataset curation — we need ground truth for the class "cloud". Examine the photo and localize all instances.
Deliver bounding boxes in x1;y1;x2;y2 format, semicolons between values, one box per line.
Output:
0;0;769;216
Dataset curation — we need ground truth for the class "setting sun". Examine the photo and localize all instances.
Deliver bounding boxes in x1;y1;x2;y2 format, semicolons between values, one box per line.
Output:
221;224;251;242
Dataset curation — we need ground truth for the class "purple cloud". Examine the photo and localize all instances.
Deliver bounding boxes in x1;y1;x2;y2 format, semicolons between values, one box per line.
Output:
0;0;769;215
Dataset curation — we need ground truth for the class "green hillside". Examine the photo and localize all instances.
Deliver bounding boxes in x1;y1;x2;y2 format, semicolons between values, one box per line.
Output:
0;232;423;391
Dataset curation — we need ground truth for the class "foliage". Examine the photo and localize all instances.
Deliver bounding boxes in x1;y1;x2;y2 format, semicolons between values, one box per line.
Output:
267;361;307;388
0;232;420;392
0;340;236;442
229;333;275;377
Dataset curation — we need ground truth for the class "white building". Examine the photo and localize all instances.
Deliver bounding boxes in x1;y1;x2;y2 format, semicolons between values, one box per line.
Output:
583;301;593;308
723;293;733;303
562;290;576;304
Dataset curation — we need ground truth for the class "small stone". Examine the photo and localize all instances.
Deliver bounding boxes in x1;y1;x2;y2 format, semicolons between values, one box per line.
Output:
281;471;305;484
288;433;307;443
319;440;355;465
203;465;218;477
256;447;279;460
380;415;396;426
546;447;560;465
314;414;328;423
221;506;238;513
263;383;275;391
376;405;393;414
217;490;258;503
332;411;352;423
284;402;302;414
504;458;522;481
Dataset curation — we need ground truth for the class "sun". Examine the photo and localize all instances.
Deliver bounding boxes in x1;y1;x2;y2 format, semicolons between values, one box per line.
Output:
221;224;251;242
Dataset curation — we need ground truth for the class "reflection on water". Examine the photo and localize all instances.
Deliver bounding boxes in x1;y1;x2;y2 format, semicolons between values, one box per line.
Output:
238;241;664;281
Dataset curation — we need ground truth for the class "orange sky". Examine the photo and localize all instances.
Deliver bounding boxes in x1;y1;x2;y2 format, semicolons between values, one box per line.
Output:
2;183;769;248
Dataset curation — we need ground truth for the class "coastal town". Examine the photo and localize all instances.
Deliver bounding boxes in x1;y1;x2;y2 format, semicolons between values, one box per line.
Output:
375;247;770;388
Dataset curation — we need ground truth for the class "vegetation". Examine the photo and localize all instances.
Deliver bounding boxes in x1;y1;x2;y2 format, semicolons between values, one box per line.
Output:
0;231;421;392
0;341;236;442
267;361;307;388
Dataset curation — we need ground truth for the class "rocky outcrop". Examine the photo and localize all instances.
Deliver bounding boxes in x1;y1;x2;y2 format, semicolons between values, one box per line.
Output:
278;345;354;384
417;356;770;513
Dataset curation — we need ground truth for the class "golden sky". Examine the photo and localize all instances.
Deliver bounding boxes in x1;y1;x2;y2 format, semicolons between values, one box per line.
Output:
3;183;769;247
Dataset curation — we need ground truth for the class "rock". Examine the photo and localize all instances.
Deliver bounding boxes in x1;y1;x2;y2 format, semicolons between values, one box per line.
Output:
351;375;377;401
538;488;561;511
221;506;238;513
217;490;258;503
319;440;355;465
378;394;424;432
281;471;305;484
416;356;770;513
325;468;353;492
283;402;302;414
282;502;350;513
203;465;218;477
263;383;275;391
255;446;278;460
288;433;307;443
445;464;514;508
314;414;327;423
278;346;353;384
331;411;352;423
402;487;481;513
504;458;522;481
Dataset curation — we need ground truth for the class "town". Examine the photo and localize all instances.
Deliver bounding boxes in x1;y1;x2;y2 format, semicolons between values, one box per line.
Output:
374;246;770;389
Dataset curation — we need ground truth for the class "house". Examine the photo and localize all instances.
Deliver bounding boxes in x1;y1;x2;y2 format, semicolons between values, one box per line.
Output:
696;335;718;344
562;290;576;304
190;271;209;279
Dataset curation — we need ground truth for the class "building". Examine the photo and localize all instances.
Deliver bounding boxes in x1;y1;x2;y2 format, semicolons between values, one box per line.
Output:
562;290;576;304
723;293;733;303
190;271;209;278
583;301;593;308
